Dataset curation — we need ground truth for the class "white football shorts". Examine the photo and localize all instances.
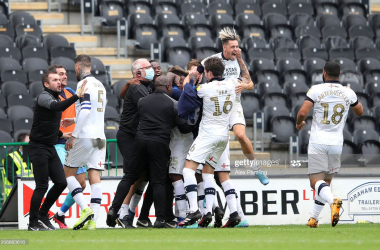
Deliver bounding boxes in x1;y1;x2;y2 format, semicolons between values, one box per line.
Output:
308;143;342;175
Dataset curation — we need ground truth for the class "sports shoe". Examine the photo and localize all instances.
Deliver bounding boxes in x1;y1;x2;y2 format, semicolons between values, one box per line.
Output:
117;215;135;229
331;198;343;227
186;222;200;228
165;219;177;228
198;212;212;228
154;220;166;228
52;213;68;229
38;214;56;230
81;220;96;230
73;207;94;230
136;218;153;228
214;207;224;228
178;210;202;227
307;217;319;228
28;220;48;231
235;219;249;228
255;170;269;185
106;208;118;227
222;211;241;228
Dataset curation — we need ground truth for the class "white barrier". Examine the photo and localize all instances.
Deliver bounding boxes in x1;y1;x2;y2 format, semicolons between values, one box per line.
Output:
18;178;380;229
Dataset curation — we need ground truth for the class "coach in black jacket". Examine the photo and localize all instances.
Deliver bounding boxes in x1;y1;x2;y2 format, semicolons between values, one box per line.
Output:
28;68;86;231
107;76;192;228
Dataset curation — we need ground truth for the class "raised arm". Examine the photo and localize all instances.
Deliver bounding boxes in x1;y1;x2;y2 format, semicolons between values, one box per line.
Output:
236;48;253;91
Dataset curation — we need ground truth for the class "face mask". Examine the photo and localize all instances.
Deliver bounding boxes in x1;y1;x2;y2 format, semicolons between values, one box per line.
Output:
144;68;154;81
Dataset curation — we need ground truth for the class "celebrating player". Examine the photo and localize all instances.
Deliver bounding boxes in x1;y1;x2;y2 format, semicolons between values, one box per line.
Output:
61;55;107;230
296;61;363;228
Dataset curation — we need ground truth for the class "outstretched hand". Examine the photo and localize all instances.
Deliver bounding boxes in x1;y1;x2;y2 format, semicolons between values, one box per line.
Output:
76;80;88;98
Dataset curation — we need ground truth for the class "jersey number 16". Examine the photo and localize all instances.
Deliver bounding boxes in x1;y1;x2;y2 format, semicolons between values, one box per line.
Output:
211;94;233;116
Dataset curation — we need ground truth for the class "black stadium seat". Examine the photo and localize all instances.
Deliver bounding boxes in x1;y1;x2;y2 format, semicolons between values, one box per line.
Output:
263;13;287;32
271;117;296;144
13;118;33;131
256;82;282;96
127;13;154;39
22;46;48;61
329;48;355;61
289;13;314;29
355;48;380;61
167;47;191;69
9;11;36;27
29;81;44;99
262;105;290;132
135;24;158;50
250;58;275;76
0;47;22;62
160;24;185;40
295;25;322;40
160;36;187;62
317;15;340;30
262;93;288;109
283;81;309;97
354;129;379;147
343;14;367;31
182;13;208;28
350;36;374;51
358;58;380;75
7;106;33;121
207;2;234;17
315;3;339;17
348;25;375;40
0;57;22;74
209;14;234;38
0;35;14;47
154;2;178;17
262;2;287;17
340;2;367;18
324;36;348;51
50;46;77;60
7;94;34;109
127;1;150;16
15;34;42;50
234;3;261;17
297;36;322;51
15;23;42;38
99;1;125;27
1;81;28;98
322;26;347;40
180;2;207;17
23;58;49;82
288;2;314;16
277;58;303;76
0;118;13;134
302;47;328;61
333;58;356;71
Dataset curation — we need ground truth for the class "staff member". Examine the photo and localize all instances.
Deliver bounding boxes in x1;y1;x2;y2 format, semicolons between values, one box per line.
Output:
107;76;192;228
28;68;86;231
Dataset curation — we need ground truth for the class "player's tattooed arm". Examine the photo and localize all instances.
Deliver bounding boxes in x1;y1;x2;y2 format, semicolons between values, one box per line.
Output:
236;49;254;91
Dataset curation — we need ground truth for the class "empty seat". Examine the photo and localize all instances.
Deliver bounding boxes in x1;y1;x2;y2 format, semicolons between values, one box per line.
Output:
289;13;314;29
295;25;322;39
188;36;214;51
0;108;5;119
188;25;213;39
256;82;282;96
255;70;280;86
283;81;309;97
342;81;363;93
364;70;380;84
29;81;44;99
91;57;106;72
182;13;208;28
167;47;191;69
332;58;356;71
0;118;12;134
350;36;374;50
340;2;367;18
207;2;234;17
0;94;5;110
288;2;314;16
351;116;377;132
106;94;119;110
270;24;293;40
248;48;274;61
297;36;322;51
127;13;154;39
304;58;326;81
271;117;296;144
329;48;355;61
270;37;295;51
282;70;308;86
7;94;34;109
262;105;290;132
235;13;261;30
348;25;374;39
315;3;339;17
262;93;288;109
0;57;21;73
262;2;287;17
9;11;36;27
324;36;348;51
358;58;380;75
0;131;13;156
161;36;187;62
263;13;287;32
23;57;48;73
343;14;367;30
104;106;119;121
112;80;128;99
340;69;363;86
7;106;33;121
155;13;181;32
180;2;207;16
160;24;185;39
43;34;71;59
15;23;42;38
322;25;347;39
365;82;380;96
0;35;14;47
243;37;267;52
276;58;303;76
290;92;307;107
241;93;260;121
302;47;329;61
1;81;28;98
0;47;22;62
50;46;76;60
51;57;75;71
13;118;33;131
154;2;177;16
134;24;158;50
234;3;262;17
353;128;379;147
127;1;150;16
298;129;310;154
22;46;48;61
275;48;301;61
15;34;42;50
317;14;340;30
355;48;380;61
209;14;234;38
240;25;266;41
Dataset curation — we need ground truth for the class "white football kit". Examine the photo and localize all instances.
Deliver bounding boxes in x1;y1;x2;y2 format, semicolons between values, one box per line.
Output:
187;78;236;169
65;76;107;171
306;82;358;174
169;127;194;175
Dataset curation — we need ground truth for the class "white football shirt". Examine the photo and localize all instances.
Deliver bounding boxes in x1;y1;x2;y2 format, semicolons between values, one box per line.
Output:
75;76;106;139
307;82;358;146
197;78;237;136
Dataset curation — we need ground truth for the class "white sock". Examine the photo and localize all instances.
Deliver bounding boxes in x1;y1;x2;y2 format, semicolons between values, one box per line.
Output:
57;210;65;216
129;181;147;214
212;180;219;209
312;193;326;220
173;180;187;218
90;183;102;222
202;173;215;215
221;180;237;214
183;168;198;213
175;201;179;217
66;176;87;210
119;204;129;218
197;182;205;215
235;191;246;221
315;180;334;205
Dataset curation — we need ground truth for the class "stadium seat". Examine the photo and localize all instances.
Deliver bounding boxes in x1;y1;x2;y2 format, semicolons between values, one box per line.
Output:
275;48;301;61
91;57;106;72
9;11;36;27
241;93;260;122
99;0;125;29
288;2;314;16
298;129;310;154
160;24;185;40
0;118;12;134
364;69;380;85
270;37;295;51
194;48;219;60
235;13;261;30
283;82;309;97
182;13;208;28
23;58;49;82
276;58;303;76
316;15;340;30
271;117;296;144
250;58;275;76
340;69;363;86
289;13;314;29
353;128;380;147
365;82;380;96
0;35;14;48
372;104;380;121
0;94;5;110
357;58;380;75
302;48;328;61
332;58;356;71
369;14;380;36
21;47;48;61
154;2;178;17
50;46;77;61
105;106;119;121
155;13;181;33
188;25;213;40
329;48;355;61
256;82;282;96
160;36;187;62
0;7;7;17
167;47;191;69
43;34;71;59
351;116;377;132
127;13;154;39
262;93;288;109
243;37;267;51
270;25;293;40
257;0;282;5
51;57;75;72
0;57;22;74
304;58;326;83
240;26;266;42
135;24;158;50
262;2;287;17
209;14;234;38
315;3;339;17
342;81;363;93
262;105;290;132
343;14;367;30
350;36;375;51
0;131;13;153
340;2;367;18
297;36;322;51
112;80;127;99
13;117;33;131
106;94;119;110
1;81;28;98
234;3;262;17
207;2;234;17
263;13;287;32
255;70;280;86
282;69;308;86
15;23;42;38
295;25;322;40
127;1;150;16
372;93;380;108
0;108;6;119
322;26;347;40
104;127;123;168
355;48;380;61
290;92;307;107
7;94;34;109
359;140;380;165
248;48;274;61
7;106;33;121
357;92;370;108
324;36;348;51
0;47;22;62
348;25;374;39
0;23;14;39
292;105;313;120
29;81;44;99
180;2;207;16
15;34;42;50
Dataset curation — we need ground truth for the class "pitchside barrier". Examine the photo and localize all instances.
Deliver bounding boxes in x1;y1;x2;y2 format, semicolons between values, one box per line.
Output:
1;141;379;228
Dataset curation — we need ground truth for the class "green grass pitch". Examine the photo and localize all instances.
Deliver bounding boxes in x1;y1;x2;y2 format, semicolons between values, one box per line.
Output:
1;224;379;250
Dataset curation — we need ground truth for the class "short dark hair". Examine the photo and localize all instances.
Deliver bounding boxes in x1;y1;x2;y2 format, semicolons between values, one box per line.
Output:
48;64;64;72
42;66;58;86
204;57;225;77
324;61;340;78
74;54;91;68
17;133;29;143
149;60;158;64
187;59;202;70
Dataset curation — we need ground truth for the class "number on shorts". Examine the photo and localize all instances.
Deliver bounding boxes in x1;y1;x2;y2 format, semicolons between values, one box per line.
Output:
97;90;103;112
170;157;178;167
211;95;234;116
320;103;345;125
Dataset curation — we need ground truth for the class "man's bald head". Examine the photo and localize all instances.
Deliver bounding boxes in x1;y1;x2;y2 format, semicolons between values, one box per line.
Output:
155;75;173;96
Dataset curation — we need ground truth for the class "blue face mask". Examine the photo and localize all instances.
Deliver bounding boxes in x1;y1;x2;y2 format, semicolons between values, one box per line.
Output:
144;68;155;81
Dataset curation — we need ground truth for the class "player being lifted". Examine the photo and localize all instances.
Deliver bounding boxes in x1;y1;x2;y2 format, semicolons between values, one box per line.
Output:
296;61;363;228
61;55;107;230
179;57;240;227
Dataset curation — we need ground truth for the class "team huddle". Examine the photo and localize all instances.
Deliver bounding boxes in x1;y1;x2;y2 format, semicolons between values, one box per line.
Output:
28;27;363;231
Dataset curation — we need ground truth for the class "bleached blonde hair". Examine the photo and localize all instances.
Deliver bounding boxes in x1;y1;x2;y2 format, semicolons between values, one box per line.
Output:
219;27;240;45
